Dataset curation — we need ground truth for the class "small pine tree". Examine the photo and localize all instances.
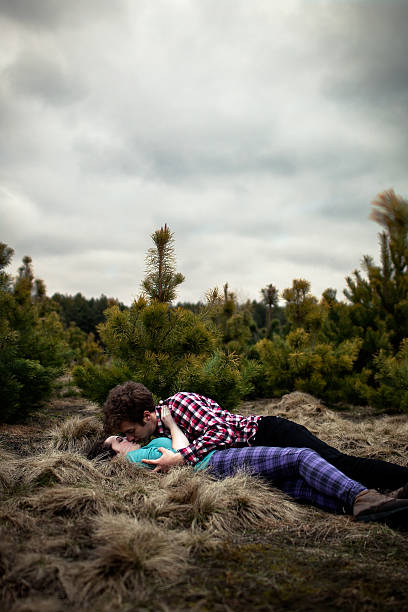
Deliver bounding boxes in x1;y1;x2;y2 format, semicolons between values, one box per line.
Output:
142;224;185;303
74;235;248;408
370;339;408;412
261;284;279;335
282;279;321;334
0;245;71;422
253;331;362;403
341;190;408;372
204;284;255;354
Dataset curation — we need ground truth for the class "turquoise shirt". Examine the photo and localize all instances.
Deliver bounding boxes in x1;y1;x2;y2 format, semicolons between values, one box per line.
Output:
126;437;215;471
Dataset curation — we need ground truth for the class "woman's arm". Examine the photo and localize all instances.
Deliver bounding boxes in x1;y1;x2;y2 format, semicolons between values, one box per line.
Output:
161;405;190;450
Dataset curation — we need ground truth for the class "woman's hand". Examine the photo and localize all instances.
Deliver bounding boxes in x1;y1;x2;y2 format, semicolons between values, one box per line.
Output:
161;405;175;428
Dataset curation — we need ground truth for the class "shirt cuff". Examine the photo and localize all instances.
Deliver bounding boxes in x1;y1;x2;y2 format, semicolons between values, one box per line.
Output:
178;446;199;465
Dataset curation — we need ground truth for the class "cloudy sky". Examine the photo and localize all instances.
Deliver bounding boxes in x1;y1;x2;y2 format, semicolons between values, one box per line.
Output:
1;0;407;305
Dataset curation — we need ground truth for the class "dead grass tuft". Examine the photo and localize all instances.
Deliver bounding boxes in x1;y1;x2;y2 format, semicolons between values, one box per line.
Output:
0;459;19;494
10;596;66;612
1;552;68;607
21;484;122;517
47;416;103;454
0;446;17;461
193;472;306;532
139;467;204;527
71;513;191;603
129;466;306;533
18;452;106;489
277;391;325;413
0;446;20;490
0;508;37;532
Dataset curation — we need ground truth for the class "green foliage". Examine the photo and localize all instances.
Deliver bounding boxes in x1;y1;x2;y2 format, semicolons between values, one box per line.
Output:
75;230;251;409
175;351;248;410
369;339;408;412
75;298;246;407
282;279;321;333
253;330;362;403
73;361;132;405
0;244;71;423
254;336;293;397
204;285;257;353
142;224;185;303
66;323;105;365
344;190;408;353
52;292;125;338
312;189;408;409
261;283;279;334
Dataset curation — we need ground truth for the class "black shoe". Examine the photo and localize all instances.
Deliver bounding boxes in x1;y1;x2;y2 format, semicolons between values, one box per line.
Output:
395;484;408;499
356;499;408;529
354;489;408;529
385;483;408;500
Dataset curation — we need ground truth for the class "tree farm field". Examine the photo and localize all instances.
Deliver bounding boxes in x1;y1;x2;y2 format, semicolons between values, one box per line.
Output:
1;390;408;611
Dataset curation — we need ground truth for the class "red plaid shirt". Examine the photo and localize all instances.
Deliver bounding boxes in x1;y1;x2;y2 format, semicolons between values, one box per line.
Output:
154;392;262;465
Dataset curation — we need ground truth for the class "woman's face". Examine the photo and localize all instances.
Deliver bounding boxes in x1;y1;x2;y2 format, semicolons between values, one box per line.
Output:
104;435;141;456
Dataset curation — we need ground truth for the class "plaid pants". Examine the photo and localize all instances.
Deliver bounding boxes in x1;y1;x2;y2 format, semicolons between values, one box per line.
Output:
208;446;366;513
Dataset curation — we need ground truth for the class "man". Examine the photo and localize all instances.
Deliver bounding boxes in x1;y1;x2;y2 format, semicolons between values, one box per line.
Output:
103;381;408;493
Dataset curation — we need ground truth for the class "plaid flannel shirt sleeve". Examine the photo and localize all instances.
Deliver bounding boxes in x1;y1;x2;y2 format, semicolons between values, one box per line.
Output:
166;394;236;465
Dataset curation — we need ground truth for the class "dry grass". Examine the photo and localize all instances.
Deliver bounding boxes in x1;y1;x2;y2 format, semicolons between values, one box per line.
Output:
1;392;408;611
69;513;195;605
47;416;104;454
0;448;18;492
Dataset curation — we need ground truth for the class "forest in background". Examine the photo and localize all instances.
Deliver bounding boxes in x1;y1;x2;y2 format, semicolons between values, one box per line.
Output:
1;189;408;423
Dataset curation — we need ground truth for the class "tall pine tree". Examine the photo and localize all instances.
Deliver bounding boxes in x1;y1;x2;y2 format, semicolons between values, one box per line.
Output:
142;224;185;303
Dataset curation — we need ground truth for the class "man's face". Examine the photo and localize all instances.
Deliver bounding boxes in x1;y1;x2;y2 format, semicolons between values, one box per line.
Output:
120;411;156;442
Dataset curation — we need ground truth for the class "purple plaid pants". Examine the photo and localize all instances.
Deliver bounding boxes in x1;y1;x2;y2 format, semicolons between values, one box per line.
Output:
208;446;366;513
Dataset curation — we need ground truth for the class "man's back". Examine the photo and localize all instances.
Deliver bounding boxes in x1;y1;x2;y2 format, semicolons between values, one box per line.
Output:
155;391;262;463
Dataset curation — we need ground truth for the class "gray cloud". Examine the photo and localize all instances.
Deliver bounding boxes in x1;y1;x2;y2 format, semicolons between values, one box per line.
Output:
0;0;124;29
1;0;407;304
318;2;408;113
5;50;86;106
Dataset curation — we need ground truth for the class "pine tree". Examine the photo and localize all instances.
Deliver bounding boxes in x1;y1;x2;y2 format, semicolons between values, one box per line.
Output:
261;284;279;334
74;234;248;408
282;279;320;332
142;224;185;303
344;189;408;351
0;245;70;422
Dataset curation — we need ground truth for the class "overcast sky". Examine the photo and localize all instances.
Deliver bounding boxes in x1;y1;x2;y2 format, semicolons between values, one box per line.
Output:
1;0;407;305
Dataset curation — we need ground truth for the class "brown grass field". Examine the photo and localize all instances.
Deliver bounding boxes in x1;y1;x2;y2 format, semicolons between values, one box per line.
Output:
1;390;408;611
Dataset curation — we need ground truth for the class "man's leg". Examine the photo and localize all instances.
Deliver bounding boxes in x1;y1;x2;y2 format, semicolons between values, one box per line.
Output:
252;416;408;490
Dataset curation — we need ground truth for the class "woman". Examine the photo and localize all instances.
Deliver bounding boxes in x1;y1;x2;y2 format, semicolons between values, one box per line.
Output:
102;406;408;529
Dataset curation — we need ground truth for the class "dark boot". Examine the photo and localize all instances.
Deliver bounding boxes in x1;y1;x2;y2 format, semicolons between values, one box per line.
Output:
386;483;408;499
353;489;408;529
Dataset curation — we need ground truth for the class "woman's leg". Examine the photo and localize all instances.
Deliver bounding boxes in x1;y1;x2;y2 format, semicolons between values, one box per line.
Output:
278;478;344;513
253;416;408;490
208;446;365;513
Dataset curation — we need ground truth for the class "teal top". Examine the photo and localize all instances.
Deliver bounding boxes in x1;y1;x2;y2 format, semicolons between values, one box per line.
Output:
126;437;215;471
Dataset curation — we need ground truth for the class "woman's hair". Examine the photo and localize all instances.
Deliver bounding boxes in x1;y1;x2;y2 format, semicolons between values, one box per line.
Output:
103;381;155;434
87;438;117;461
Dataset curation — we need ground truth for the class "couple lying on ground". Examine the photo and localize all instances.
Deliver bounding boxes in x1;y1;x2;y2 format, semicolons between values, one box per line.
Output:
98;382;408;529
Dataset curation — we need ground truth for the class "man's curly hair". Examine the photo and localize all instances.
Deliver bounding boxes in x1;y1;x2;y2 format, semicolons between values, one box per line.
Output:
103;381;155;434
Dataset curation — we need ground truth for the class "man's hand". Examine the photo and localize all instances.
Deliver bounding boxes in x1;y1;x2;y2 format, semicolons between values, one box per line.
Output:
161;405;175;429
142;448;184;473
